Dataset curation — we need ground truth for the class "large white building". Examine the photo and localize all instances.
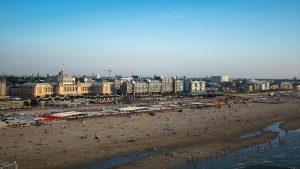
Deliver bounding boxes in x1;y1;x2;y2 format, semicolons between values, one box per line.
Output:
249;81;270;91
190;81;206;93
258;82;270;91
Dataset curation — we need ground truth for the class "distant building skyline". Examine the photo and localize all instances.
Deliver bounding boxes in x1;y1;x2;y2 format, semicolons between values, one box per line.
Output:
1;0;300;79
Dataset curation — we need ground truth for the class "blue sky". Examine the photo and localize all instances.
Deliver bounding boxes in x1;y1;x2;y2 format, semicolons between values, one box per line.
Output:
0;0;300;78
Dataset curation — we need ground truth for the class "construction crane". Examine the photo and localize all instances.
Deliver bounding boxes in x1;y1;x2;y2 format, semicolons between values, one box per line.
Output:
104;68;113;79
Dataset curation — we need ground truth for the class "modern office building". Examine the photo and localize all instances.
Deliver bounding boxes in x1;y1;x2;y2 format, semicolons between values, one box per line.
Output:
183;77;190;93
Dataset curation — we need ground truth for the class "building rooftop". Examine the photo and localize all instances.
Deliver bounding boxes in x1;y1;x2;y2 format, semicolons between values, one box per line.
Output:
52;111;85;118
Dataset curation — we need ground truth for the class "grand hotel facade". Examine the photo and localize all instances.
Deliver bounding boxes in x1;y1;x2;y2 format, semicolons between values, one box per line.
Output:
18;70;111;99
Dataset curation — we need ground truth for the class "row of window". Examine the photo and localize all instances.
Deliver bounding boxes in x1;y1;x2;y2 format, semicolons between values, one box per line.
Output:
61;86;110;93
63;87;77;92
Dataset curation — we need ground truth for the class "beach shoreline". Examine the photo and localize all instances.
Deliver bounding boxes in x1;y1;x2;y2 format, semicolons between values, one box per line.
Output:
0;99;299;169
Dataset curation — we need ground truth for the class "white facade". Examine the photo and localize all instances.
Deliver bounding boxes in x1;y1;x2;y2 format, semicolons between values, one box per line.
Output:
220;75;230;83
295;84;300;90
200;81;206;91
258;83;266;90
190;81;206;92
257;82;270;91
265;82;270;90
120;76;133;83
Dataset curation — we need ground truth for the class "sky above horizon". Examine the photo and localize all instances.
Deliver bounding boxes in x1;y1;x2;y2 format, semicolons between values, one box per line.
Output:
0;0;300;78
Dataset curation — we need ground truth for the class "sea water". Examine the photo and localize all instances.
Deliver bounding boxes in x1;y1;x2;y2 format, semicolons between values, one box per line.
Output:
178;121;300;169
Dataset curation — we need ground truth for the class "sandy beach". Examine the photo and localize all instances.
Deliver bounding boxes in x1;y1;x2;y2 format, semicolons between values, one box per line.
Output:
0;99;299;169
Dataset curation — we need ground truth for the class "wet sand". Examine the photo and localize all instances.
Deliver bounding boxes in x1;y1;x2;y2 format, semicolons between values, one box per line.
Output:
0;99;299;169
280;117;300;131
